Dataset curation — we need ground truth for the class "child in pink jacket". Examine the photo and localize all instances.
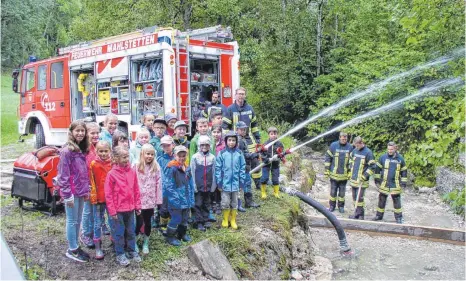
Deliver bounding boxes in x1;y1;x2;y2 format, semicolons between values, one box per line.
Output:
104;146;142;266
134;144;162;254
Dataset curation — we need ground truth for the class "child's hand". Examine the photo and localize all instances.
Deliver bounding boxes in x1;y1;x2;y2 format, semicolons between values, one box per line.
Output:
136;210;141;216
112;215;118;220
83;194;90;201
65;200;74;208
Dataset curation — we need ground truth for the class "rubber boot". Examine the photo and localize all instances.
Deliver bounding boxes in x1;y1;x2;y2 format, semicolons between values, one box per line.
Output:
222;209;230;228
395;216;404;224
230;209;238;230
245;192;260;208
273;185;281;198
165;227;181;246
328;201;336;212
94;239;104;260
261;184;267;199
177;224;191;242
142;235;150;254
338;207;345;213
237;199;246;212
372;215;383;221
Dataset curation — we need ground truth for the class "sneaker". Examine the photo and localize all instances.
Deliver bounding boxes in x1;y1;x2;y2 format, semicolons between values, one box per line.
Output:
116;254;130;266
77;247;91;259
128;251;142;262
80;234;95;248
66;248;89;263
204;221;212;229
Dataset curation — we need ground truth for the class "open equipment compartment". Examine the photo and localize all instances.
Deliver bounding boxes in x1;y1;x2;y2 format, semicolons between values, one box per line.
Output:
70;64;96;121
190;56;220;121
130;54;164;125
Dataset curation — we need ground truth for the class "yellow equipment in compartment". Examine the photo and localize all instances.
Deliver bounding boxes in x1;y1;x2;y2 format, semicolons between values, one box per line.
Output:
98;90;110;106
77;73;95;108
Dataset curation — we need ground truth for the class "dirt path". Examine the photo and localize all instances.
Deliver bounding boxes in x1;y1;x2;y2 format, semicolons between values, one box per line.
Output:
300;151;464;230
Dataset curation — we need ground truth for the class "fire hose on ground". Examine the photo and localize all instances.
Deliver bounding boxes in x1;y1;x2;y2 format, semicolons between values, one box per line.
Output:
281;186;352;254
251;145;352;255
253;145;352;255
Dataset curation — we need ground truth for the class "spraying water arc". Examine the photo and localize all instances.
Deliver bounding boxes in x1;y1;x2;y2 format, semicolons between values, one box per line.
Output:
251;77;463;175
264;49;465;150
289;77;463;152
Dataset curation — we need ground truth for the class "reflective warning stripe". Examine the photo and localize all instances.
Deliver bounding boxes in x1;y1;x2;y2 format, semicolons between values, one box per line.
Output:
376;162;383;168
394;208;402;213
401;166;408;171
233;115;239;131
251;127;259;133
223;117;232;124
395;162;401;189
356;201;365;207
338;197;345;202
329;196;337;202
326;150;334;157
324;162;331;167
381;159;390;188
332;152;340;175
376;207;385;213
344;153;349;174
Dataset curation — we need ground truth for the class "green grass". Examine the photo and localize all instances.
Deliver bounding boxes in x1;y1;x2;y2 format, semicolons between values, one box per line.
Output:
1;72;21;146
140;188;302;278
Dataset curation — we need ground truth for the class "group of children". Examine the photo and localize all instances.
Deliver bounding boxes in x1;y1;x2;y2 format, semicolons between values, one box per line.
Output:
57;112;284;266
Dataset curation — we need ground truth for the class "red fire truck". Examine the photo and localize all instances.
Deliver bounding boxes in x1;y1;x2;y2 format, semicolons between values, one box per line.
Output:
12;25;240;148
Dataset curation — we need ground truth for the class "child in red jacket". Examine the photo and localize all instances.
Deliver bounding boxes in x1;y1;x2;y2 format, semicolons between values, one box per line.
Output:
89;140;112;260
104;146;142;266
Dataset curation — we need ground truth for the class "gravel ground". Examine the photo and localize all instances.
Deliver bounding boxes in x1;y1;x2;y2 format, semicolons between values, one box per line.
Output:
309;227;465;280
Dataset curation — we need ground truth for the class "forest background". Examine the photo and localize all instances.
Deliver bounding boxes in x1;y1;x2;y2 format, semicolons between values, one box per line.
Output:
1;0;465;211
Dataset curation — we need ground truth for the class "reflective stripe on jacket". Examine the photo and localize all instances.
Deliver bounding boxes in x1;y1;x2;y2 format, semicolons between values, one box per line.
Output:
349;146;376;188
374;153;407;195
324;141;353;181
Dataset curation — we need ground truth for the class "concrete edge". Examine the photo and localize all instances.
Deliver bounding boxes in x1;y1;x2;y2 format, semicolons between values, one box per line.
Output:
306;215;466;244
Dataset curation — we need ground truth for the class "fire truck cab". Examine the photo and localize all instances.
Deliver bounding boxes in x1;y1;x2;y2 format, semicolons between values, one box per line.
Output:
13;25;240;148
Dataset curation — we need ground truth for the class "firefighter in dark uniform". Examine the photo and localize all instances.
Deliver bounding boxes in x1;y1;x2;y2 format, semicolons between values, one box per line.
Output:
348;136;376;220
373;142;408;224
223;87;263;200
236;121;260;209
324;132;353;213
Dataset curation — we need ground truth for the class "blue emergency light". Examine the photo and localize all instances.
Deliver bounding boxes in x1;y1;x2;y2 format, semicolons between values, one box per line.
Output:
29;56;37;63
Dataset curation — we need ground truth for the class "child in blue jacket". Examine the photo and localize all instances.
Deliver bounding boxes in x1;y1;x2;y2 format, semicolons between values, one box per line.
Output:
215;131;246;230
164;145;195;246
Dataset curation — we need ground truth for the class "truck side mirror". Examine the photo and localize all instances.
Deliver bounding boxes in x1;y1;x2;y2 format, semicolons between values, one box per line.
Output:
12;69;19;93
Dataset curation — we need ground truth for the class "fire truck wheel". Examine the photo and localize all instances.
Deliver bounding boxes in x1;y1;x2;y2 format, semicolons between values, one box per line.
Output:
34;123;46;149
18;198;23;208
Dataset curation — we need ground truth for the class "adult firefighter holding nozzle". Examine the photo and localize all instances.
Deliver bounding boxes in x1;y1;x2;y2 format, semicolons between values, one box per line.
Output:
223;87;261;208
373;142;408;224
348;136;376;220
324;132;353;214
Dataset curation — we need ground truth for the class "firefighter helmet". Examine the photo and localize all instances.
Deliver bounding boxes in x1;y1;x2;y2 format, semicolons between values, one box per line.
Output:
236;121;248;129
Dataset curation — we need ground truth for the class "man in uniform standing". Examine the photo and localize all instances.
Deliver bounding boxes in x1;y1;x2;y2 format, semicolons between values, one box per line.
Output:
324;132;353;213
223;87;261;208
348;137;376;220
373;142;408;224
